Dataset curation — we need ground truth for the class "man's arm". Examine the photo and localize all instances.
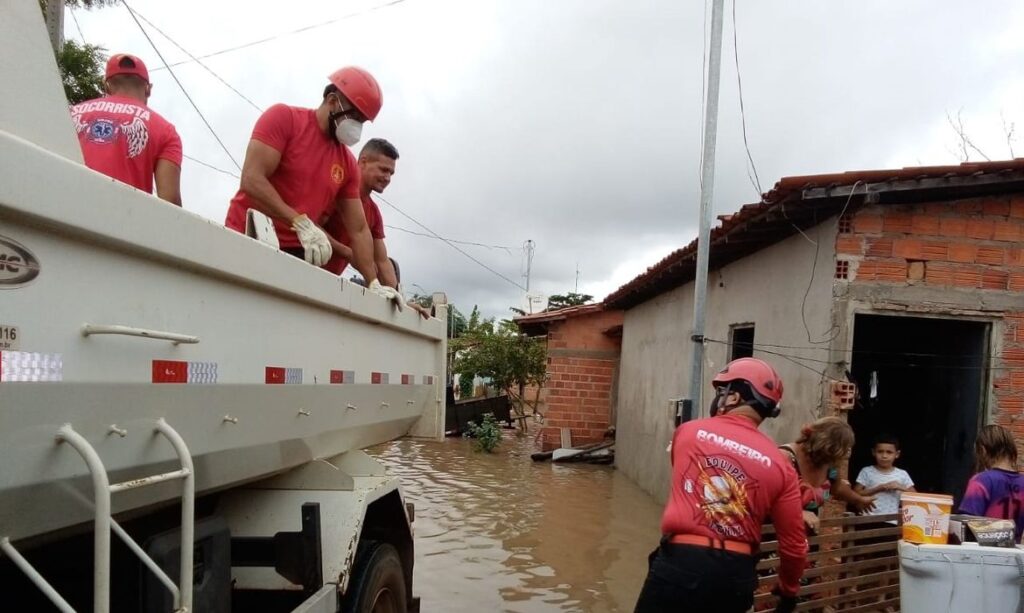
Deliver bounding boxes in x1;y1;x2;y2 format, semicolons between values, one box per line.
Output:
326;234;354;263
336;197;377;285
154;160;182;206
772;473;809;599
239;140;300;222
374;239;399;288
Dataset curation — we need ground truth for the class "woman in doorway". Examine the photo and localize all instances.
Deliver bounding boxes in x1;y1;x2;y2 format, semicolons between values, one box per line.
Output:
778;417;875;533
959;424;1024;542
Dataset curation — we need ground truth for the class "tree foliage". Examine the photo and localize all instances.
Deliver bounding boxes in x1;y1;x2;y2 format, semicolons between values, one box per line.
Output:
57;40;106;104
546;292;593;310
463;413;502;453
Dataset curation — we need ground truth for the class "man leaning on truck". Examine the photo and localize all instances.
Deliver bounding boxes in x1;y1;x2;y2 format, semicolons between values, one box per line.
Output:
224;66;399;302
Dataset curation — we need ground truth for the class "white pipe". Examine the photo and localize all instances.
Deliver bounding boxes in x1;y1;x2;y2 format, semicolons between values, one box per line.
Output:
109;468;191;493
0;537;76;613
81;324;199;345
110;521;180;606
56;424;111;613
156;418;195;612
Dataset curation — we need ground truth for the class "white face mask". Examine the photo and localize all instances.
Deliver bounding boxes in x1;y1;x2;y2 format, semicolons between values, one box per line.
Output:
334;117;362;146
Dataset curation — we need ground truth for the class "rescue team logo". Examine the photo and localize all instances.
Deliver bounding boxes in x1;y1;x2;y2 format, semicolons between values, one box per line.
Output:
331;163;345;184
78;116;150;158
682;455;756;539
0;234;41;288
87;119;116;144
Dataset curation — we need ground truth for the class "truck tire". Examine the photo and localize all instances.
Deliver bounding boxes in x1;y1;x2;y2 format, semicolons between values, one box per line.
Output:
343;541;407;613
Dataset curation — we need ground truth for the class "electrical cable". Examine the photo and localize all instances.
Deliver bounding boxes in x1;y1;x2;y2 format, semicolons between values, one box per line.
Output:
152;0;411;71
70;7;86;42
121;0;243;171
384;224;512;252
183;154;240;179
731;0;761;196
131;9;263;112
375;194;527;291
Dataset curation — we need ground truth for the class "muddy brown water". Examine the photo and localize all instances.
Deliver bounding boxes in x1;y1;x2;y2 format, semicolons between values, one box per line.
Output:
367;433;664;613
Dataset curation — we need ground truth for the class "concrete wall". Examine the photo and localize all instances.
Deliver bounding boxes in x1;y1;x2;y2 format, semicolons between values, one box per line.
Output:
616;222;838;502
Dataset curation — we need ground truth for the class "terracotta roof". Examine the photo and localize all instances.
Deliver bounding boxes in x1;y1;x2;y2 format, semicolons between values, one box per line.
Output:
604;159;1024;310
514;303;604;325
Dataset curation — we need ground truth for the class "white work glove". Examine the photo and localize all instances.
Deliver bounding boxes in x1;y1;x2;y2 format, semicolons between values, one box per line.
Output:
368;279;405;311
291;214;332;266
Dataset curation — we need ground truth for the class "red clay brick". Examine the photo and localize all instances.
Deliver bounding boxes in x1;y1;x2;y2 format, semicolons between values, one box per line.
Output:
947;243;978;263
883;213;913;234
994;220;1023;242
966;219;996;240
853;215;884;234
865;238;893;258
1010;249;1024;267
875;260;908;282
921;241;949;260
983;199;1011;216
956;200;984;215
952;267;983;288
925;262;954;285
939;217;967;237
981;270;1009;290
1012;199;1024;219
911;215;941;235
976;247;1006;266
835;236;863;256
1010;273;1024;292
892;239;923;259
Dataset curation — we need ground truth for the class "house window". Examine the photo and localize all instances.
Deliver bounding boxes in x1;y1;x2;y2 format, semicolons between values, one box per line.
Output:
729;325;755;360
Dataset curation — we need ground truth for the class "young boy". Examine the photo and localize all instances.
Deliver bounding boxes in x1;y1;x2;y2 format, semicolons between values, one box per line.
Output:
855;434;915;519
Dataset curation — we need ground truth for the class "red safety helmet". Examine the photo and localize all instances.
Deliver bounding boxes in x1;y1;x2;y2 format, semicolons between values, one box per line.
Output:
327;66;382;122
712;357;784;417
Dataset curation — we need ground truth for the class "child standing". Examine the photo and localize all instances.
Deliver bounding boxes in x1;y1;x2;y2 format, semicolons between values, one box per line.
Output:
854;434;915;520
958;424;1024;542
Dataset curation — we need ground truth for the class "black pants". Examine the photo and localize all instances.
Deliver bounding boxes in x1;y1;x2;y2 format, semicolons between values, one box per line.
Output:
634;541;757;613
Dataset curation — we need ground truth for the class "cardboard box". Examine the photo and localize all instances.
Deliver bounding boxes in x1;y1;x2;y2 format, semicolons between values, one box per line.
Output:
948;514;1016;547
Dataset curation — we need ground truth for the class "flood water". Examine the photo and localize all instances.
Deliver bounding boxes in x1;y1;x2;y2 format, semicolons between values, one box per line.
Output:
368;433;664;613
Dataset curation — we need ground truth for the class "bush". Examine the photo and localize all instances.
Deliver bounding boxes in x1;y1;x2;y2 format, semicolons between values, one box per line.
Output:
463;412;501;453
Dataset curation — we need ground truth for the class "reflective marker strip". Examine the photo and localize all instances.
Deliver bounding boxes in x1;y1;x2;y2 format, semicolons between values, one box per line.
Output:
422;375;435;385
0;351;63;382
371;372;389;384
266;367;302;384
330;370;355;384
401;374;414;385
152;360;218;383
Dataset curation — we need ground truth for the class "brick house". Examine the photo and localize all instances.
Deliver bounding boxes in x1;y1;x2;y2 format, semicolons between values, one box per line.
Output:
515;304;624;451
604;159;1024;503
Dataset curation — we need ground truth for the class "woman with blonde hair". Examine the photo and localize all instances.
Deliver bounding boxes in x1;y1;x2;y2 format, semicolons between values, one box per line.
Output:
778;417;875;532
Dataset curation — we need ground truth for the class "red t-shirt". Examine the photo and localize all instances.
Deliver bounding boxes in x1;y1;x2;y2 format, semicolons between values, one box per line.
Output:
224;104;360;249
323;194;386;275
70;94;182;194
662;414;807;596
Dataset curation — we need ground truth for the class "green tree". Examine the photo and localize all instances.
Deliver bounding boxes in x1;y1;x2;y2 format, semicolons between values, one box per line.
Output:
57;40;106;104
451;314;547;430
546;292;593;310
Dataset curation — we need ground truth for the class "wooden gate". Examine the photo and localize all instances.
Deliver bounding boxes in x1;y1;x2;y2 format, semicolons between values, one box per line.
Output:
754;513;901;612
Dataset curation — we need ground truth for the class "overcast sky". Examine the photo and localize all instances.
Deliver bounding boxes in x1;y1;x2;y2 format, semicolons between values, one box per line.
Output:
68;0;1024;319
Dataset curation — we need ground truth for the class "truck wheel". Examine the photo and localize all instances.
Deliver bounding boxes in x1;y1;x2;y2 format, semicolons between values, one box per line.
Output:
343;541;407;613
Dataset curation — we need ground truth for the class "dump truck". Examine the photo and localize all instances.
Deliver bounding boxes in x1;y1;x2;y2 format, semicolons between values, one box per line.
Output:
0;3;446;611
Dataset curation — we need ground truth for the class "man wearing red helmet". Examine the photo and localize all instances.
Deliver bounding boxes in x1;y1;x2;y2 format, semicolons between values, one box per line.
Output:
70;53;182;205
634;358;806;613
225;67;396;300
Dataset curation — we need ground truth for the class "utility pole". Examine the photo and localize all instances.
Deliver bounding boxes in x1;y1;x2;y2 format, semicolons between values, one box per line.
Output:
685;0;725;424
523;240;535;292
575;262;580;294
44;0;65;55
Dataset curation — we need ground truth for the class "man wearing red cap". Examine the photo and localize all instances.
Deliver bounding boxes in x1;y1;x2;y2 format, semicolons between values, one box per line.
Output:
224;67;396;301
69;53;182;205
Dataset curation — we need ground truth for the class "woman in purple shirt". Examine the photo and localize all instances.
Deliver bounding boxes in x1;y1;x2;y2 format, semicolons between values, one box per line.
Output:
958;424;1024;542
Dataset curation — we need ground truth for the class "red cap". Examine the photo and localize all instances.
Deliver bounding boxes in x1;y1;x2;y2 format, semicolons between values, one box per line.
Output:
105;54;150;83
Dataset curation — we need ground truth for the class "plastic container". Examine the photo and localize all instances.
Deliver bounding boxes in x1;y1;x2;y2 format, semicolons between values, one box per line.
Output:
899;540;1024;612
901;492;953;544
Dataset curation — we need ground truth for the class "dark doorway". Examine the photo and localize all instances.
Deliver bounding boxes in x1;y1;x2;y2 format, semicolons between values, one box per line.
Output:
848;314;989;504
730;325;755;360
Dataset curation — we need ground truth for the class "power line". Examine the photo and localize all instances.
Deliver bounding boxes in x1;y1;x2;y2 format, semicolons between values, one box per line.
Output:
384;224;512;252
731;0;761;196
121;0;242;171
69;7;86;42
131;9;262;112
183;154;239;179
152;0;411;72
375;194;527;291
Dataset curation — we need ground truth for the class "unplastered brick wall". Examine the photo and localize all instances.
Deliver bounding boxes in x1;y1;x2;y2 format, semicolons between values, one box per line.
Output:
837;196;1024;430
536;309;623;451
